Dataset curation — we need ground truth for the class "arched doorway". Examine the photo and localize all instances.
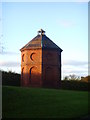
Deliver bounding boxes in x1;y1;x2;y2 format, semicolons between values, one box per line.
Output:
44;67;54;87
21;67;24;86
29;66;40;86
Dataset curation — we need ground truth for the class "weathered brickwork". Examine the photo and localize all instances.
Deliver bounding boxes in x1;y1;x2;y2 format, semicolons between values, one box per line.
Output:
21;49;42;87
42;49;61;88
20;29;63;88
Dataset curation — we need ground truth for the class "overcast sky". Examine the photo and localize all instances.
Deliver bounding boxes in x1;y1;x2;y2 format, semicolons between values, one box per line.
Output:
0;1;89;79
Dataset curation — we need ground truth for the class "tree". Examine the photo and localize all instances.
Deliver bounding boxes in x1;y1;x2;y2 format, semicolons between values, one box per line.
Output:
64;76;69;80
69;74;80;80
63;74;80;81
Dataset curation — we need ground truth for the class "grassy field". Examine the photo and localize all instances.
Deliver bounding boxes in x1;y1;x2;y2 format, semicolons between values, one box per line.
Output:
2;86;88;119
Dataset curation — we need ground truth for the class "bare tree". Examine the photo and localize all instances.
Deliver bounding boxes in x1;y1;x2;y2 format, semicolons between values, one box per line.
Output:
64;74;80;81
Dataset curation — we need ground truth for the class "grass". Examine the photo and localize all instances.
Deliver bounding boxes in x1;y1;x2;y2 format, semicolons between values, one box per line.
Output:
2;86;88;118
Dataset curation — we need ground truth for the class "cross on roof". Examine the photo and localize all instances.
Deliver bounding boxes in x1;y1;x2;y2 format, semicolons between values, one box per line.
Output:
38;29;45;35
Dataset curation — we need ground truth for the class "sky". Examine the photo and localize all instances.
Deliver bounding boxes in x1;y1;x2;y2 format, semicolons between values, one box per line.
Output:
0;1;89;79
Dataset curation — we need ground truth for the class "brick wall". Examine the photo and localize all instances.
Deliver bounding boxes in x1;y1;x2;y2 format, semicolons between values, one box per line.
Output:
21;48;42;87
42;49;61;88
21;48;61;88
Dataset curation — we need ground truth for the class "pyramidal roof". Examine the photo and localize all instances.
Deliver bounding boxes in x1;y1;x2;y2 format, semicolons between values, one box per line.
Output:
20;29;63;52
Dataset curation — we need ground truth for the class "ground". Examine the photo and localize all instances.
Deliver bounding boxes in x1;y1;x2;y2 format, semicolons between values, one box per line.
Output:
2;86;88;118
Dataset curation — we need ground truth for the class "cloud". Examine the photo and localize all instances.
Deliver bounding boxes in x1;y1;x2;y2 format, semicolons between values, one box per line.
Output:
63;66;88;77
62;60;88;77
63;60;88;66
0;51;20;55
58;20;75;28
2;0;89;2
0;61;20;67
76;0;89;2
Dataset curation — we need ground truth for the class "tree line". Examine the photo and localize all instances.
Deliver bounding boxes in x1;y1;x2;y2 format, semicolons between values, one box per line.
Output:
2;70;20;86
1;70;89;91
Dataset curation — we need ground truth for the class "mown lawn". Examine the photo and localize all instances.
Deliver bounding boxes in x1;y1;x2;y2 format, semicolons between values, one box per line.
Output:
2;86;88;118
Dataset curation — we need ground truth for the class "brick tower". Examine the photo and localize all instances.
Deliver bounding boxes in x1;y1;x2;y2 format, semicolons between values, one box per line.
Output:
20;29;63;88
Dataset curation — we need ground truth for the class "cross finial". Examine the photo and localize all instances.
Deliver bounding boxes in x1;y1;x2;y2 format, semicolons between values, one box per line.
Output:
38;29;45;35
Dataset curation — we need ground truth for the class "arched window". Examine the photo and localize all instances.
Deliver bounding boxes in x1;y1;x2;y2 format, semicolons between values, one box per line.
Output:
22;67;24;80
44;66;54;87
29;67;32;81
46;53;52;61
29;66;38;84
22;54;24;62
30;53;36;61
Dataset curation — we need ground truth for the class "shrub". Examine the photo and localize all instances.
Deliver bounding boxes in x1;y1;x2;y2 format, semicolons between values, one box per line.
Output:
2;71;20;86
61;80;88;91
